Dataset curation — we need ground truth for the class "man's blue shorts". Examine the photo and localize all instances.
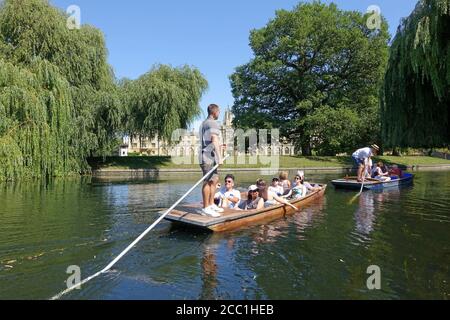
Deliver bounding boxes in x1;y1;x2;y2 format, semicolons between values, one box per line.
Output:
352;155;364;167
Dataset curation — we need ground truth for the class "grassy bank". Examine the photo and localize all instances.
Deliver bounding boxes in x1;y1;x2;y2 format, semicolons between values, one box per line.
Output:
88;155;450;171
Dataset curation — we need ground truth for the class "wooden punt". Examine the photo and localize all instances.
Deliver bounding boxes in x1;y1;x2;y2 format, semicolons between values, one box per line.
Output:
163;184;327;232
331;173;414;191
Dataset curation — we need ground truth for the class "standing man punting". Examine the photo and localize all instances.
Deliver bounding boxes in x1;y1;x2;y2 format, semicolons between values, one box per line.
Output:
199;104;224;217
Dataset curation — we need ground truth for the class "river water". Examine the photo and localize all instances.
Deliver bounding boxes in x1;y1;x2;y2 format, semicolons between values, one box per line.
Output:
0;171;449;300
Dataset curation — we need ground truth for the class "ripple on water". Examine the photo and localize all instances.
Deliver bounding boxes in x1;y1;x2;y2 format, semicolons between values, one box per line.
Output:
1;172;450;299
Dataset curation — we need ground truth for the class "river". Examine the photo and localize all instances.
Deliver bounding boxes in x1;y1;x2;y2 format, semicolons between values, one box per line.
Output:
0;171;449;300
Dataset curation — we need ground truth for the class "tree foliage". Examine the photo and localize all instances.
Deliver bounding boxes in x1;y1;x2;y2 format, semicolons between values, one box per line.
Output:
382;0;450;148
120;64;207;141
230;1;389;155
0;0;207;181
0;0;119;180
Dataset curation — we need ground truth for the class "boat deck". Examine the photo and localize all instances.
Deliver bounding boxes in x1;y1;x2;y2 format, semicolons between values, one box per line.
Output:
164;184;327;232
165;204;265;228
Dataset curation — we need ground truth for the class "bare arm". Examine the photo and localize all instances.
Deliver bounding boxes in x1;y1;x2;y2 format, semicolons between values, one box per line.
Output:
256;198;265;210
282;190;293;198
273;194;297;210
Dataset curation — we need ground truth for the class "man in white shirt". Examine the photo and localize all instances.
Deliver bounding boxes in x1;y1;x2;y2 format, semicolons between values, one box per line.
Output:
214;174;241;209
352;145;380;182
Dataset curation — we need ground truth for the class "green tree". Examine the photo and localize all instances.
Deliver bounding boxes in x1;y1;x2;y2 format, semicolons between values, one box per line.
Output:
0;0;121;180
230;1;389;155
120;64;208;143
382;0;450;149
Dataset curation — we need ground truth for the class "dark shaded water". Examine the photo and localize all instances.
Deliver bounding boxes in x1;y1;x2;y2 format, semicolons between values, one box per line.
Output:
0;171;449;300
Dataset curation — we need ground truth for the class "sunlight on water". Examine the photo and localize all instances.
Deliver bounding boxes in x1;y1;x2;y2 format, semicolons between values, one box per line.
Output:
0;172;449;299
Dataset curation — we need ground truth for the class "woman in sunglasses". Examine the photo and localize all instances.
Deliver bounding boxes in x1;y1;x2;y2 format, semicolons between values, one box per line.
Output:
288;175;308;199
239;185;265;211
214;174;241;209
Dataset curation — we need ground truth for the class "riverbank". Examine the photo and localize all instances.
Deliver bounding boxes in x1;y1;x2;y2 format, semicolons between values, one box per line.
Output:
89;156;450;176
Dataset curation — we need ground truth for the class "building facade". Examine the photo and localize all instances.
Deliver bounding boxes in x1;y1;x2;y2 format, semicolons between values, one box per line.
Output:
121;110;296;157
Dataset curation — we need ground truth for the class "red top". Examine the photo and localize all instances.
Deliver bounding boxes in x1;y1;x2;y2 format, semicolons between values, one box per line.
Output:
389;168;403;178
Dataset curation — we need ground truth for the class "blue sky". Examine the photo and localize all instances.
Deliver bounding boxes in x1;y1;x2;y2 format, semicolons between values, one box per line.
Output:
51;0;418;128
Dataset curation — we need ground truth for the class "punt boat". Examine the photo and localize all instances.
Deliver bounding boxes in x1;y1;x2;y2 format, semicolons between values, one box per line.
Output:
164;184;327;232
331;173;414;191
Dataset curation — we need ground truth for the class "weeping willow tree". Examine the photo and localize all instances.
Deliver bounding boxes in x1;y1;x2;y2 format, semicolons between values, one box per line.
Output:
0;0;208;181
0;0;121;181
121;64;208;142
382;0;450;148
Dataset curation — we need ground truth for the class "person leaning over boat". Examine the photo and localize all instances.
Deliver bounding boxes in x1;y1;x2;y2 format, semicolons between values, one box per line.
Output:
239;185;265;211
214;174;241;209
352;145;380;182
365;157;374;179
199;104;224;218
257;180;297;210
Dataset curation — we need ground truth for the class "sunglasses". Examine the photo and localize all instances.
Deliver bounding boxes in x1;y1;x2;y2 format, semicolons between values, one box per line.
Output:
225;180;233;183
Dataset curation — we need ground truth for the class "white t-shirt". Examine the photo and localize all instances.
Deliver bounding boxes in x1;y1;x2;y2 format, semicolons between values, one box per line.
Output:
352;147;372;160
269;185;284;196
215;187;241;208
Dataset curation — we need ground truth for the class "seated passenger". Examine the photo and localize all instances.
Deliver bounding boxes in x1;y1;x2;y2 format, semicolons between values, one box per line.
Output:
284;175;307;200
297;171;322;193
372;162;391;181
269;178;284;196
279;171;292;195
389;165;403;178
257;180;297;210
238;185;264;211
214;174;241;209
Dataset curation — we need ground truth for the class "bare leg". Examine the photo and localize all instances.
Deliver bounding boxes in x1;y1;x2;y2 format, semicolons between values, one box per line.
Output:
357;165;364;182
202;181;211;209
208;178;218;207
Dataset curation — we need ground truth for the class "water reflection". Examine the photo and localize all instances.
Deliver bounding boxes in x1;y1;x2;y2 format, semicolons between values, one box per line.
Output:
354;187;402;238
249;196;327;247
199;236;219;300
1;172;449;299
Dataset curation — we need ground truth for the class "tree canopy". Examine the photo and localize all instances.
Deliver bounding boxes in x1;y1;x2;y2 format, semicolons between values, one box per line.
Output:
230;1;390;155
120;64;207;142
0;0;207;181
382;0;450;148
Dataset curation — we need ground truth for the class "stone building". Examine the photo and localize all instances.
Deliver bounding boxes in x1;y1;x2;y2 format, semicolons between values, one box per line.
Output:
121;110;296;157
